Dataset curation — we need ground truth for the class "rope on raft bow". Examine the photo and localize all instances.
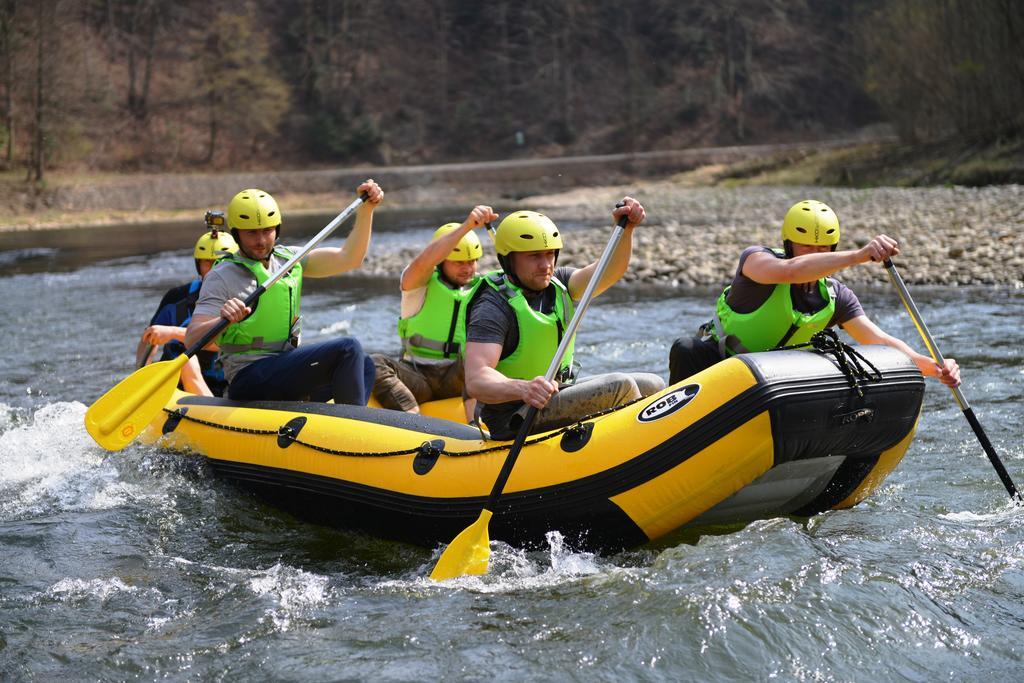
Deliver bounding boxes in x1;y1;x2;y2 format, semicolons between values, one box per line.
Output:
778;328;883;397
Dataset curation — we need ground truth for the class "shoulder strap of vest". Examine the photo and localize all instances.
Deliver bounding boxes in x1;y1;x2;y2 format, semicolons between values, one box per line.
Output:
442;298;462;359
185;278;202;304
487;271;519;303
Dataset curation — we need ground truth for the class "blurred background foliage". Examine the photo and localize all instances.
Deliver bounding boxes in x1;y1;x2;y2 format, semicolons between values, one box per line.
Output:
0;0;1019;179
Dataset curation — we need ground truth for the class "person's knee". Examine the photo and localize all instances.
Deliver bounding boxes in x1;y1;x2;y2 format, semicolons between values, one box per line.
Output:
371;353;397;380
634;373;665;397
333;336;365;356
602;372;642;401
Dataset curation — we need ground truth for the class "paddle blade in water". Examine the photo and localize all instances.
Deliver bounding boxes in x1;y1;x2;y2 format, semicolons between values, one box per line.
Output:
430;509;492;581
84;355;188;451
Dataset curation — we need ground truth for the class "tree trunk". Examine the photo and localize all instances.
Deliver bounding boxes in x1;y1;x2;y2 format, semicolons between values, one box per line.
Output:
29;0;44;183
0;0;14;166
205;98;217;164
434;0;449;135
138;1;156;122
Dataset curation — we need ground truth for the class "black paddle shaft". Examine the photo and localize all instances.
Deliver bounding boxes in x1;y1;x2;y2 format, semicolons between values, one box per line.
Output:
884;259;1021;503
485;210;631;510
180;191;369;361
181;285;267;358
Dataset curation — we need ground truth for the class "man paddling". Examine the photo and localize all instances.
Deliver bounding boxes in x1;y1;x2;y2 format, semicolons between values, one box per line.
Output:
668;199;960;387
463;200;664;440
371;205;497;421
135;214;237;397
184;181;382;404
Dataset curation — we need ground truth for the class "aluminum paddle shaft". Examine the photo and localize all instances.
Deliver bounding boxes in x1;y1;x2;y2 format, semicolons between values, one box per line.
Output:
884;259;1021;503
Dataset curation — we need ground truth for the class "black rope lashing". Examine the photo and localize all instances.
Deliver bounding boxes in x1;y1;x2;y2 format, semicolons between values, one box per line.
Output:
777;328;883;397
159;393;646;459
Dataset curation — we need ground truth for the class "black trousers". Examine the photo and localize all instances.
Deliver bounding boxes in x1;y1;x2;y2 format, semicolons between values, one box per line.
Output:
668;335;724;385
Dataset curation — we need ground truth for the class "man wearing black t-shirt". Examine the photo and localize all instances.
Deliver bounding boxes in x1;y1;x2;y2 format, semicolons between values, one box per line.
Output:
668;199;960;388
464;200;664;440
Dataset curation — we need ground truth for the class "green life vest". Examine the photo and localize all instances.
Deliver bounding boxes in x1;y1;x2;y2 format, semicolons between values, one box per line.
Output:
397;270;483;360
218;247;303;356
711;258;837;356
481;271;575;381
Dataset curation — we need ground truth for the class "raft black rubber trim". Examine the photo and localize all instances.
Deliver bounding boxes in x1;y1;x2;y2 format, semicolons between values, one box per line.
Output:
277;417;306;449
560;422;593;453
177;395;483;441
205;457;650;550
413;440;444;475
791;452;882;516
162;408;187;434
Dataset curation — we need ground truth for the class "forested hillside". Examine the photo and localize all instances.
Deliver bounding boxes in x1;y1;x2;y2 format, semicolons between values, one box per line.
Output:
0;0;1020;181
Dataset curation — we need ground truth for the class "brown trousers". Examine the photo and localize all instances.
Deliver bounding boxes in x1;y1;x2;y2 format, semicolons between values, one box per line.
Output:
371;353;465;412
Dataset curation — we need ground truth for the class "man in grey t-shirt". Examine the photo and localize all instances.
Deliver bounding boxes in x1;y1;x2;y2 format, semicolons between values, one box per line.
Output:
185;181;383;404
668;199;960;388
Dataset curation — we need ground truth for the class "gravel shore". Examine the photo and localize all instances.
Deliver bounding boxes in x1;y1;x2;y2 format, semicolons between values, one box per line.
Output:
360;182;1024;287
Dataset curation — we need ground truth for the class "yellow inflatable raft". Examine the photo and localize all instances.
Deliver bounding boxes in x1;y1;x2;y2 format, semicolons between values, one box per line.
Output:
142;345;923;551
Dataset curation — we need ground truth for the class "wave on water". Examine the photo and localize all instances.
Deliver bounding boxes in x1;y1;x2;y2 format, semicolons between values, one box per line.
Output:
0;401;146;521
381;531;636;594
318;317;352;336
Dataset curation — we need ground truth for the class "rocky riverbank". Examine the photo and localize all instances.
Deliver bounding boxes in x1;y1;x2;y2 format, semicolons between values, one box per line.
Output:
359;182;1024;287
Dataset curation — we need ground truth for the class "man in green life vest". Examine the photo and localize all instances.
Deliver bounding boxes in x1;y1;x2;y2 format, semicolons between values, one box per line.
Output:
371;205;498;421
668;199;960;387
464;199;665;440
184;181;383;403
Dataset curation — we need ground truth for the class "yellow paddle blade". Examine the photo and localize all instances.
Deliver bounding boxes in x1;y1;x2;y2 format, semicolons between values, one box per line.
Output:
84;355;189;451
430;509;493;581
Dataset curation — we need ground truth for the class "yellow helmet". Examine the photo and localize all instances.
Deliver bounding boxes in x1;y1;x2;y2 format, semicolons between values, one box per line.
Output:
228;188;281;230
781;200;840;246
432;222;483;261
493;211;562;256
193;228;238;260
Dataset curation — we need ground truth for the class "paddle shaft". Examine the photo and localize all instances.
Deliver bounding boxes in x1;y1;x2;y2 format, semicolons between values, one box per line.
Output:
484;215;629;510
182;193;368;358
883;259;1021;502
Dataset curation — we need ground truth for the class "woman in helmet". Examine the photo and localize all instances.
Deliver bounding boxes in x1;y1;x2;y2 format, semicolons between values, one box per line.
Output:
668;199;960;387
463;198;664;441
135;215;237;397
371;205;497;422
184;181;383;404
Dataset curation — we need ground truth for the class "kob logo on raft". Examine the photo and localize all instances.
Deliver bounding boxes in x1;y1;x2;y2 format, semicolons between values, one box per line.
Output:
637;384;700;423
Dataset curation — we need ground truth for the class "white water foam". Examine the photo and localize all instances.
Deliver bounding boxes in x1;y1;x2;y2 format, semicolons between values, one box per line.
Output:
317;318;352;336
0;402;14;433
390;530;631;594
46;575;142;602
0;401;138;521
161;556;332;633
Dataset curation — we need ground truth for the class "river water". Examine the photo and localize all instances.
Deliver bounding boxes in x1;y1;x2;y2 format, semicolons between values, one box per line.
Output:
1;213;1022;680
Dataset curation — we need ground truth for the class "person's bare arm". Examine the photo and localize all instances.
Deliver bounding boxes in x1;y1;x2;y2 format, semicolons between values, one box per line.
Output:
184;295;251;349
464;341;557;408
743;235;900;284
401;205;496;290
842;314;961;387
180;356;214;397
567;197;645;299
304;180;384;277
